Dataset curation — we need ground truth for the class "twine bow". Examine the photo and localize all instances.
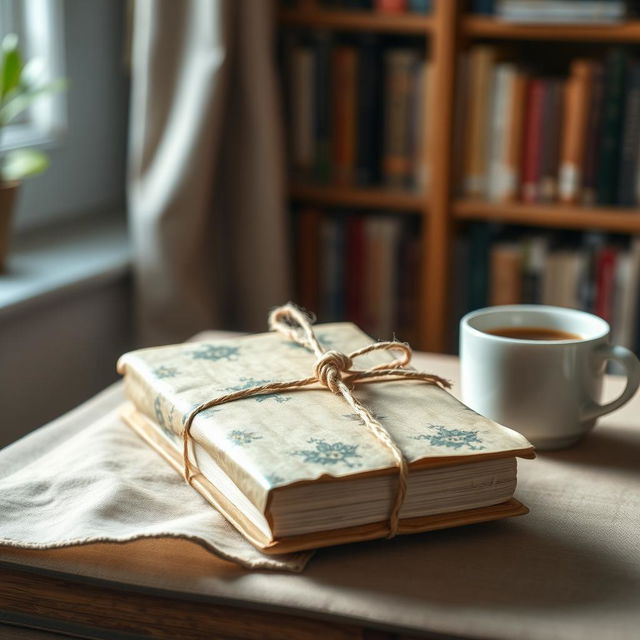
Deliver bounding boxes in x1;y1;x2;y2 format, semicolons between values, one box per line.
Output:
182;303;451;538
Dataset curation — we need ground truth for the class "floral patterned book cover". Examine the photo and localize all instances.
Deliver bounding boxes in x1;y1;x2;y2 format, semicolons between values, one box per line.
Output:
117;323;534;516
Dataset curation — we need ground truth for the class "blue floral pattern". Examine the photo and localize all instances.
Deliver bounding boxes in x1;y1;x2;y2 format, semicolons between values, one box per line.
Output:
412;425;485;451
228;429;263;446
343;411;386;425
291;438;362;468
192;344;240;361
265;473;285;486
154;365;179;379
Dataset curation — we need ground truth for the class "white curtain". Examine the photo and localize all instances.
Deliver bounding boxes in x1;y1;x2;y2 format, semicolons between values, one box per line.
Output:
128;0;290;345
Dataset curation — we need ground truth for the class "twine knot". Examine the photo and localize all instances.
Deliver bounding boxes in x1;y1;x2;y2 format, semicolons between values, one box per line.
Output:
314;350;353;393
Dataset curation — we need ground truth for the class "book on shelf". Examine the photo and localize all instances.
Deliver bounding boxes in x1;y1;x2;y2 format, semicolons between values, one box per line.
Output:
319;0;432;12
117;323;535;554
458;44;640;206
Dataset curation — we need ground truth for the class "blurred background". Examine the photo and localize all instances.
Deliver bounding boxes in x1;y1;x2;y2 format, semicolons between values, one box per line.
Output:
2;0;640;446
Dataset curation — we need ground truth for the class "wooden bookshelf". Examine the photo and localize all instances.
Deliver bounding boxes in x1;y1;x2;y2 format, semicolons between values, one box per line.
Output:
290;183;426;211
454;200;640;233
463;16;640;42
279;8;433;34
277;0;640;354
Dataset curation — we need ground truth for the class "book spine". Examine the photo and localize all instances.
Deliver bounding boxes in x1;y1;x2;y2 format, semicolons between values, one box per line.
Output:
376;217;402;339
345;215;366;327
617;61;640;206
595;245;617;322
582;63;605;205
539;78;564;203
331;45;358;186
296;209;322;314
521;78;545;204
410;59;429;191
383;49;418;188
313;33;333;183
503;70;528;202
290;45;315;179
596;48;627;205
468;223;491;311
464;46;497;198
487;63;516;202
559;60;593;204
489;243;523;306
356;36;383;185
521;235;548;304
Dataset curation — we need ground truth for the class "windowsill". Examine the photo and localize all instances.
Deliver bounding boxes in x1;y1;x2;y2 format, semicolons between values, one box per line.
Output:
0;212;131;319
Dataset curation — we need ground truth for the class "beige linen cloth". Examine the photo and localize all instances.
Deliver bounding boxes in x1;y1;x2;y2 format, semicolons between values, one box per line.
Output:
0;382;310;572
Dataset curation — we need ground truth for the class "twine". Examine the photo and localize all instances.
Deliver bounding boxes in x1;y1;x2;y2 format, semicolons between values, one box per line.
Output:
182;303;451;538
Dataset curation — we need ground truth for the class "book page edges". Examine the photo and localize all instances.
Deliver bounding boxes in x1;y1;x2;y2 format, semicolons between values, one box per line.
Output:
121;405;530;555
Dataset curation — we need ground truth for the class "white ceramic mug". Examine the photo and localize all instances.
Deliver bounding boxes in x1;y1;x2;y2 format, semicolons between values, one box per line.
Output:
460;305;640;450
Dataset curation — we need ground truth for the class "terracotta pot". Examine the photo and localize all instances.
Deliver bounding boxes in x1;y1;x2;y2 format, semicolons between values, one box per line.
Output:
0;181;19;272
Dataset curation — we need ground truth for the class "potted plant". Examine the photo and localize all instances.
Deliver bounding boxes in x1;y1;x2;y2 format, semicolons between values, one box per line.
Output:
0;34;65;271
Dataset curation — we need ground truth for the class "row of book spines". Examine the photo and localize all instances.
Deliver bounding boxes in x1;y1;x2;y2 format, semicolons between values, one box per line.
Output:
287;36;431;190
464;226;640;351
459;47;640;207
317;0;432;12
295;209;421;342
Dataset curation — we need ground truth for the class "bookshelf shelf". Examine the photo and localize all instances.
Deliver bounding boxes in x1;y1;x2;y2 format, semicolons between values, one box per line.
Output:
290;183;427;212
454;200;640;233
463;16;640;42
279;9;433;34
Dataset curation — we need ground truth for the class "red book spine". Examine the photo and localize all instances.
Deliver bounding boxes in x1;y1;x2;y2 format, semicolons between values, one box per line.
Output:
375;0;408;12
595;246;617;322
521;78;545;204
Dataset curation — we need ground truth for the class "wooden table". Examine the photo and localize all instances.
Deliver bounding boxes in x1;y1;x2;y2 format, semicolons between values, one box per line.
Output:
1;347;639;640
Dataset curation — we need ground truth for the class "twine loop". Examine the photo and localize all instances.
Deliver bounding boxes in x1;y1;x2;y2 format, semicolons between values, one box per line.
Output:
181;303;451;539
314;350;353;393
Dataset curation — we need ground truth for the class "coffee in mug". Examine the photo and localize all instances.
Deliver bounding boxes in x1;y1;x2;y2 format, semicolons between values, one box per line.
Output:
460;305;640;450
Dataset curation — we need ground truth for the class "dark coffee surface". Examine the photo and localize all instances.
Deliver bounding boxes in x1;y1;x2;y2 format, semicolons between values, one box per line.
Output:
485;326;582;341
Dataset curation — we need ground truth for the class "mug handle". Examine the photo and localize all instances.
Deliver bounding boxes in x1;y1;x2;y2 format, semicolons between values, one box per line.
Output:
581;344;640;422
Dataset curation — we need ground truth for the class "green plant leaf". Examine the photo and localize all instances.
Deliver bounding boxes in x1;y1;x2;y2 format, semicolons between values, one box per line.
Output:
1;34;22;100
1;148;49;181
0;78;67;125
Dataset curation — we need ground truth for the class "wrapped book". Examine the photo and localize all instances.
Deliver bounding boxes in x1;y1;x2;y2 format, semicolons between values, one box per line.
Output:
117;306;535;554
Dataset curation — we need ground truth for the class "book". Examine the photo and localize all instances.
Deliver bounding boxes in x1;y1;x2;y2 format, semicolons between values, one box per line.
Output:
410;58;430;191
331;45;358;186
464;46;498;197
375;0;408;11
487;63;518;202
289;44;315;179
383;49;420;188
117;322;535;554
596;48;627;205
468;222;492;311
313;33;333;183
295;209;322;314
356;35;383;185
538;78;564;203
320;214;346;321
582;62;605;205
559;60;593;203
521;77;545;203
489;242;523;305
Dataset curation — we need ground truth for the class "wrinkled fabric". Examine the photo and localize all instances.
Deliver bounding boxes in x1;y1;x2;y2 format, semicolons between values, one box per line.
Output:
0;383;310;572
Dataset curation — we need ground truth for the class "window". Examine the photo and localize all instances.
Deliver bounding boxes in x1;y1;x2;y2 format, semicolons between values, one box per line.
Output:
0;0;66;151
